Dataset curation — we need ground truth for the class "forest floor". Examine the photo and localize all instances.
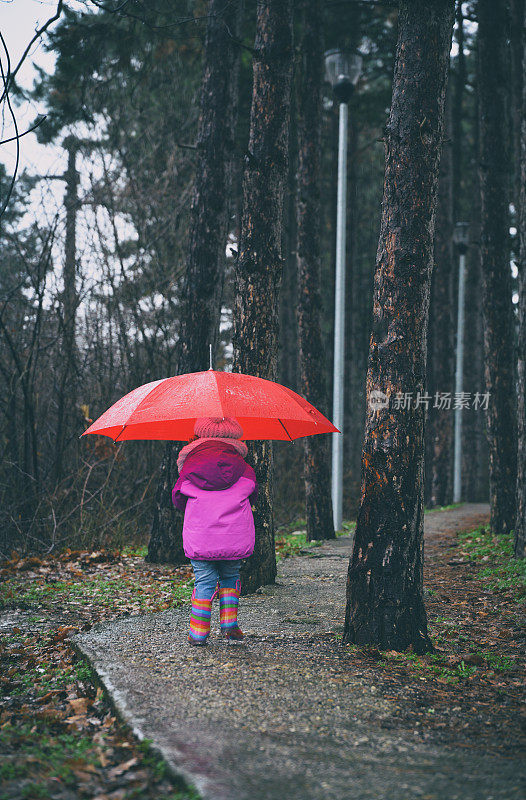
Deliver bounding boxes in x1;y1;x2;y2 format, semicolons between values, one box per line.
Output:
0;502;525;799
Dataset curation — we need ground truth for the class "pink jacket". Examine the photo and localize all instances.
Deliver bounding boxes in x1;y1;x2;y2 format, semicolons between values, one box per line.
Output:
172;440;258;561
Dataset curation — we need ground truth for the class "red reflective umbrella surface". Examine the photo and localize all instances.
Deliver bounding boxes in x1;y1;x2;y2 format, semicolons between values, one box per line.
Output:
81;369;339;442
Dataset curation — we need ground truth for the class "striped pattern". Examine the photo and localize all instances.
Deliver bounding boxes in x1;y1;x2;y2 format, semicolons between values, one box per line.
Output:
188;595;212;645
219;587;241;633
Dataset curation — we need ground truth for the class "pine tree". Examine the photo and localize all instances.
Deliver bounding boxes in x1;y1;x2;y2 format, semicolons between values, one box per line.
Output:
343;0;455;653
514;0;526;557
477;0;517;536
296;0;334;542
232;0;294;593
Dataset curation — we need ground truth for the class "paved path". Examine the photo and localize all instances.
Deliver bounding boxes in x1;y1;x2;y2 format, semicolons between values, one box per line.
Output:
73;503;525;800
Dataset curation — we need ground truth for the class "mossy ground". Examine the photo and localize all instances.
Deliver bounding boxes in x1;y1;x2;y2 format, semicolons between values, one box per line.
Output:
0;551;199;800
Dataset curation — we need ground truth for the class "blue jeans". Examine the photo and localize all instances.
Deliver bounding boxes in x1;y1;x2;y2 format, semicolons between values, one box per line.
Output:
190;559;242;600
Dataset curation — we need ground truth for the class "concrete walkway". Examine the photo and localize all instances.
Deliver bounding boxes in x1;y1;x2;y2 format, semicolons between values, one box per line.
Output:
73;503;524;800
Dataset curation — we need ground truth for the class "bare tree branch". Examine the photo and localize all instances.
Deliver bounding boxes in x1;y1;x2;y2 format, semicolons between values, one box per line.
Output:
9;0;64;85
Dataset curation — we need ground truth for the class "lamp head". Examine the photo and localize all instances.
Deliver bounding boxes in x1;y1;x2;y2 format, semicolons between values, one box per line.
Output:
453;222;470;253
324;49;362;104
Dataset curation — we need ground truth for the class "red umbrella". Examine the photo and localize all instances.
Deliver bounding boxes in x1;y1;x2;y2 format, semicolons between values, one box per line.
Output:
81;369;339;443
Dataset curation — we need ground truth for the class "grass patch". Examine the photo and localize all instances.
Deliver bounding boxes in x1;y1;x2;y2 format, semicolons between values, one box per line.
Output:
458;525;526;600
424;502;463;514
0;573;193;615
274;518;355;560
339;520;356;536
0;722;200;800
122;544;148;558
375;649;506;684
342;620;519;685
0;723;99;785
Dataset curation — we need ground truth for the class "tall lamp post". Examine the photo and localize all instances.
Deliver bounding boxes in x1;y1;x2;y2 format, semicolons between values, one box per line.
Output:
324;49;362;532
453;222;470;503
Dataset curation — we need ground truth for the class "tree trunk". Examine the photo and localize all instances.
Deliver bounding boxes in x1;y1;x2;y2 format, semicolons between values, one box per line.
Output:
451;0;466;225
464;246;489;501
275;70;301;525
147;0;243;563
428;86;454;508
477;0;517;536
296;0;335;542
511;0;525;210
514;0;526;558
343;0;454;654
347;125;376;520
232;0;294;592
279;77;298;397
54;138;79;487
463;74;489;503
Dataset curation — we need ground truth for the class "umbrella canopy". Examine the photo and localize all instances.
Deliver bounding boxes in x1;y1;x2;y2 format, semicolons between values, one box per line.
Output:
81;369;339;442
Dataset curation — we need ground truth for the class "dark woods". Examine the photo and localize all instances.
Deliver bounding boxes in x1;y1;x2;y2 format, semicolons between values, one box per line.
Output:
1;0;523;588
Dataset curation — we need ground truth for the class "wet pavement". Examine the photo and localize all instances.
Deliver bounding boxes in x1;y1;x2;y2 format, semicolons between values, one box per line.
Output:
73;503;526;800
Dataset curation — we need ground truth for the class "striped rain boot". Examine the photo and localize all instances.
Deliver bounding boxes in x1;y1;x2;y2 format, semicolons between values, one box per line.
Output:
219;585;244;642
188;590;212;646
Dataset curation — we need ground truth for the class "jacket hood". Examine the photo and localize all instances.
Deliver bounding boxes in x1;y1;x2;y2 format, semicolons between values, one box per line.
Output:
178;440;248;491
177;436;248;472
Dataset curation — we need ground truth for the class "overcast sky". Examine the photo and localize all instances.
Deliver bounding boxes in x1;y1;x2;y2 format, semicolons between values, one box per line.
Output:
1;1;70;190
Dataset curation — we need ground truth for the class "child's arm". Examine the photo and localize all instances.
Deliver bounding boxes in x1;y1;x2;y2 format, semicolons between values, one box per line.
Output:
244;464;258;505
171;476;188;512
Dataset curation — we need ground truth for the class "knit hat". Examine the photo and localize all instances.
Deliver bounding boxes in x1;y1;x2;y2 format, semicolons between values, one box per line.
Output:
194;417;243;439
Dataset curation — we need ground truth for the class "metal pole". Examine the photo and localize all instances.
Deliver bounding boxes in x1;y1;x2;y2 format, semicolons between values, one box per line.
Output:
332;101;349;531
453;251;466;502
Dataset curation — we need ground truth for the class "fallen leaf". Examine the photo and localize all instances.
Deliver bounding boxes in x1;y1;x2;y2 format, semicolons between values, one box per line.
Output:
36;690;62;704
73;770;97;782
460;653;485;666
68;697;90;714
107;757;139;778
17;557;42;571
36;706;66;722
65;714;87;728
52;625;78;643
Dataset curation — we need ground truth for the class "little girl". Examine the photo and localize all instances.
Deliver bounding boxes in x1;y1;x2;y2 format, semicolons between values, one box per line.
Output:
171;416;258;646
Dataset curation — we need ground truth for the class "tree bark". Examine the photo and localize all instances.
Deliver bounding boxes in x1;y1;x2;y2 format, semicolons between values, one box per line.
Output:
147;0;243;563
296;0;335;542
232;0;294;592
514;0;526;558
511;0;525;210
343;0;454;654
275;68;301;523
477;0;517;536
54;138;79;488
451;0;466;225
279;77;299;397
427;86;454;508
463;75;489;503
